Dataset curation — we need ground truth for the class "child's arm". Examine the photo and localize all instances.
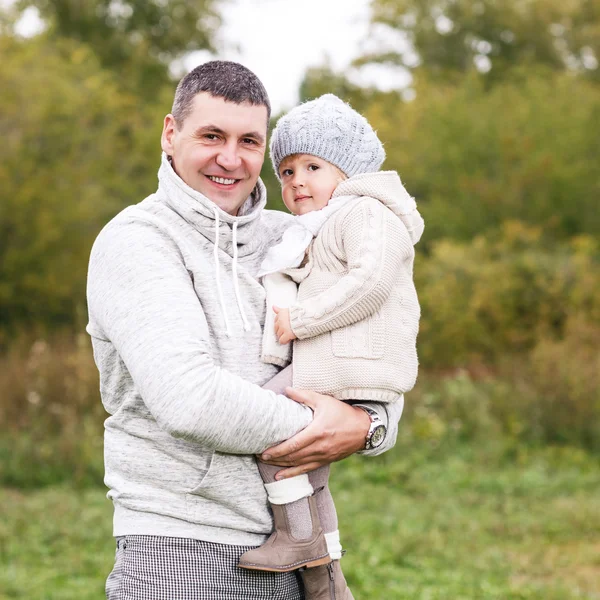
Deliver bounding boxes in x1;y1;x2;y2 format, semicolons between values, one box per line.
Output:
289;198;413;340
273;306;296;344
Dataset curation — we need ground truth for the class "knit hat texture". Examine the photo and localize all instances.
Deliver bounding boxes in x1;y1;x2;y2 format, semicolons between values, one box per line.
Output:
270;94;385;179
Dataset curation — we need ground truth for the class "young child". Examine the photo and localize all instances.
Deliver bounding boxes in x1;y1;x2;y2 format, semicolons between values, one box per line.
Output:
239;94;424;599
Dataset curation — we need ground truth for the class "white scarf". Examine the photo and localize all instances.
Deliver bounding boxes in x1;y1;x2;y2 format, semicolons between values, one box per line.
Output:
259;195;356;277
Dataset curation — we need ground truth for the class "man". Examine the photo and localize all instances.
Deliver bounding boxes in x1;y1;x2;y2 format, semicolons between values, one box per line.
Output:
87;61;403;599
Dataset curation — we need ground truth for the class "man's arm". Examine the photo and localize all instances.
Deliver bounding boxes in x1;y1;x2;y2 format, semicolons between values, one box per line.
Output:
87;214;312;456
259;390;404;478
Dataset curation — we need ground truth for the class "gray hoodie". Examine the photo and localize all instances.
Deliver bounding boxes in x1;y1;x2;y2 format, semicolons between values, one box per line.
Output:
86;154;402;545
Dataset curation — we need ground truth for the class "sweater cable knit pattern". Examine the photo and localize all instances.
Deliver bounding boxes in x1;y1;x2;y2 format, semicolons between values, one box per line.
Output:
283;171;423;402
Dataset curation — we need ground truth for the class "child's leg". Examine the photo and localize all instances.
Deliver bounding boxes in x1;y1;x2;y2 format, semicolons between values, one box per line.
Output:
255;464;342;558
303;468;353;598
308;467;343;560
308;467;336;533
239;366;330;572
239;458;330;572
261;367;342;556
300;561;354;600
241;366;353;598
257;461;313;540
260;366;314;539
262;364;293;394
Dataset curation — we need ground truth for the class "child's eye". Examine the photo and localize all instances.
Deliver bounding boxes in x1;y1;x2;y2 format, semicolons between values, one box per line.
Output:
308;164;319;171
281;168;293;177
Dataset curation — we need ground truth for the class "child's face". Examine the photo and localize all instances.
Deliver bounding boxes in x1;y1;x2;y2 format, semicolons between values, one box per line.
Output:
279;154;345;216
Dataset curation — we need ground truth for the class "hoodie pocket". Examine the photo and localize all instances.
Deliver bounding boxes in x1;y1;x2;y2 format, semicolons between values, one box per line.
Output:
331;311;384;359
187;450;216;494
188;452;263;498
187;452;268;526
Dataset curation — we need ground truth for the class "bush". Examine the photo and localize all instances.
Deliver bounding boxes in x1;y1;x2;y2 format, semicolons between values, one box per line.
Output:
375;72;600;245
416;222;600;367
0;333;104;487
516;317;600;450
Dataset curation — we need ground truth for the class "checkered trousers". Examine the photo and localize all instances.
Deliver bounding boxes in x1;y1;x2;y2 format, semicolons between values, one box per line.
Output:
106;535;304;600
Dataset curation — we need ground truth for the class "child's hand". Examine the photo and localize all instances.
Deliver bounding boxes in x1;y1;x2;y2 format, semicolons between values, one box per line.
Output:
273;306;296;344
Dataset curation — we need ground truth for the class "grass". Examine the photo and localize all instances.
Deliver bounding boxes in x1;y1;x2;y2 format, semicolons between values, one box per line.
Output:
337;443;600;599
1;443;599;599
0;487;112;599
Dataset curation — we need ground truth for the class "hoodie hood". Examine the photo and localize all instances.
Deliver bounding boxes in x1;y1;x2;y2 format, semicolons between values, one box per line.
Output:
157;152;267;258
333;171;424;245
155;152;272;335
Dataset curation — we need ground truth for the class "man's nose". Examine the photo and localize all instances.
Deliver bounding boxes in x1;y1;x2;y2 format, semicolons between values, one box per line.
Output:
215;142;242;170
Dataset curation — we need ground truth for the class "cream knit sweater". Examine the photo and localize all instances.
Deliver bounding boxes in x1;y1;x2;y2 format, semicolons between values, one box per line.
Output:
285;171;423;403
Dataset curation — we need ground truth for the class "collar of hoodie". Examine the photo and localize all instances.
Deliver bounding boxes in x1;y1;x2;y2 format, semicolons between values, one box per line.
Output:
157;152;261;336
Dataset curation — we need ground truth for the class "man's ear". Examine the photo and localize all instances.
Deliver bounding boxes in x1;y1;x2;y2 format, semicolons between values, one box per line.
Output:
161;114;177;155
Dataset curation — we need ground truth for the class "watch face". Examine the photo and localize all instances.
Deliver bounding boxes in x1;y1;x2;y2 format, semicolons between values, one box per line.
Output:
370;425;386;448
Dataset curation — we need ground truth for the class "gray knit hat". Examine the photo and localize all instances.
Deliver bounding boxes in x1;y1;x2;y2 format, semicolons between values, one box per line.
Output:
270;94;385;180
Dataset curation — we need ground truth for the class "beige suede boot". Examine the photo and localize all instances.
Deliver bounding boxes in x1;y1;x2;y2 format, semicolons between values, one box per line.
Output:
238;495;331;572
300;560;355;600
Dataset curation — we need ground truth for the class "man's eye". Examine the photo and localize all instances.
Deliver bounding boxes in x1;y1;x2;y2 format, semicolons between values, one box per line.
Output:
242;138;257;145
204;134;219;140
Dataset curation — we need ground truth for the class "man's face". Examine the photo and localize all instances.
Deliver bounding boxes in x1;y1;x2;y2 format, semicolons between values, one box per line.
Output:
161;93;268;215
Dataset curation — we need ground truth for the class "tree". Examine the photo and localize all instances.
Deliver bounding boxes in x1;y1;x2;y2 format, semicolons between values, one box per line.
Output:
0;34;167;337
9;0;220;92
364;0;600;82
369;71;600;244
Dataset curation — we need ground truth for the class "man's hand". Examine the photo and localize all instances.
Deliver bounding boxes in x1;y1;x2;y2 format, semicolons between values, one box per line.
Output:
259;387;371;479
273;306;296;344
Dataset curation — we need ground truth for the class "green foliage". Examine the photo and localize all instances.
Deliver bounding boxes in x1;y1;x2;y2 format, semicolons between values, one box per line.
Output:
368;0;600;82
299;65;373;107
0;34;167;337
371;72;600;243
0;487;113;598
412;225;600;449
261;134;285;213
11;0;219;92
416;223;600;366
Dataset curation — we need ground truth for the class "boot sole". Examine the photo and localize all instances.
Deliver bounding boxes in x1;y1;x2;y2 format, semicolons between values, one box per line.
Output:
238;554;332;573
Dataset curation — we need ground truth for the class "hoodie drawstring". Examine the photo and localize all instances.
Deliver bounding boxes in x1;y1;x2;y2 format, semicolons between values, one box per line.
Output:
213;210;232;337
231;222;251;332
212;208;251;336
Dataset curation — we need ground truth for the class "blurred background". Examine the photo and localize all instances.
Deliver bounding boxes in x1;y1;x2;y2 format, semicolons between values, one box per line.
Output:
0;0;599;598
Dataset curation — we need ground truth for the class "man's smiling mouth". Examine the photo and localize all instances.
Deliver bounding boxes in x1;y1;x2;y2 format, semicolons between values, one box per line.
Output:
207;175;238;185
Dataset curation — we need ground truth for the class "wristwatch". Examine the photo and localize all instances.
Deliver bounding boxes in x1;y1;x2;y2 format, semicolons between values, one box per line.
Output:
359;407;387;450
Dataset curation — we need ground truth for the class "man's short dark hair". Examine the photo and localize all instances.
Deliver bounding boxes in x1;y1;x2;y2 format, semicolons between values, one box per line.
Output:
172;61;271;127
